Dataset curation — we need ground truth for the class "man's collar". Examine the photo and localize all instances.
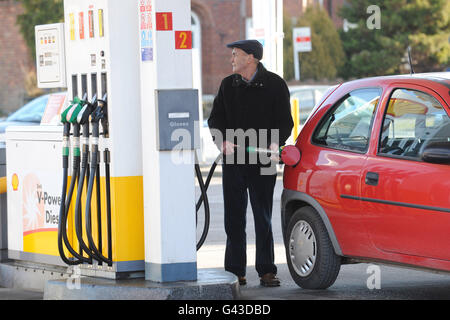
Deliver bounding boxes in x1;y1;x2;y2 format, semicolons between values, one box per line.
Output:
232;63;266;88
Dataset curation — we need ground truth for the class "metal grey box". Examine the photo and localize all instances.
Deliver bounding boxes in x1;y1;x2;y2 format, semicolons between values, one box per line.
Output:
155;89;200;151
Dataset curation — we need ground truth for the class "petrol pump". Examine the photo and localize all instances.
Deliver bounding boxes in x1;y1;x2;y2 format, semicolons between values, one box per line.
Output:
7;0;145;279
5;0;208;285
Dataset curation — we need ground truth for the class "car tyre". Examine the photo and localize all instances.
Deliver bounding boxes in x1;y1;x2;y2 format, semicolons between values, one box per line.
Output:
285;206;341;289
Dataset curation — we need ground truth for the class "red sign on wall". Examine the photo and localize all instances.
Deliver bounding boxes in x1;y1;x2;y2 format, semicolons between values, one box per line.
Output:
175;31;192;50
156;12;173;31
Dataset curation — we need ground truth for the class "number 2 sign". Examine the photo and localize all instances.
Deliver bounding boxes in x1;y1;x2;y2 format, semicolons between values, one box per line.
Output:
175;31;192;50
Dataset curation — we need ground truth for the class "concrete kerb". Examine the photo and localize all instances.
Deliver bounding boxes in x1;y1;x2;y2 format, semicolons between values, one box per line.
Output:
44;269;239;300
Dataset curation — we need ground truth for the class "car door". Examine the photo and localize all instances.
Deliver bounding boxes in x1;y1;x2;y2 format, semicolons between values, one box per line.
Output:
307;87;382;255
361;84;450;261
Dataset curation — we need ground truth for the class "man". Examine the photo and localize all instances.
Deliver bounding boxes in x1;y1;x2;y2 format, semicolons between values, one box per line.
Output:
208;40;293;287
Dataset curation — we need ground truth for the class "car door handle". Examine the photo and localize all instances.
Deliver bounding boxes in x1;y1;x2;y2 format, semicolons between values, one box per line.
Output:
365;172;379;186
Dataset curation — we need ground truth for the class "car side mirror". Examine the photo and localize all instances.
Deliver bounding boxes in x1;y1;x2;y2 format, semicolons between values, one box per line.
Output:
421;141;450;164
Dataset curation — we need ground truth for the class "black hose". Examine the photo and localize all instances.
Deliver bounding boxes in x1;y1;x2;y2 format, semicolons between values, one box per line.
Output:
57;166;82;265
195;161;209;251
95;161;102;266
73;145;100;262
58;123;91;265
104;149;113;264
195;153;222;251
84;147;112;265
61;162;92;264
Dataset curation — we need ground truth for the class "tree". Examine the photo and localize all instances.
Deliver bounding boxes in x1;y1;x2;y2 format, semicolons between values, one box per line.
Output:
339;0;450;78
16;0;64;60
284;5;345;82
283;12;295;80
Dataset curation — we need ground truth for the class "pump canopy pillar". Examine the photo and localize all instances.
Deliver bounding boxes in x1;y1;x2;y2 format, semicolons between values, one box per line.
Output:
138;0;198;282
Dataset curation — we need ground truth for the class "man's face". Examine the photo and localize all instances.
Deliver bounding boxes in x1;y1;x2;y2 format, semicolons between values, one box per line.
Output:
231;48;250;75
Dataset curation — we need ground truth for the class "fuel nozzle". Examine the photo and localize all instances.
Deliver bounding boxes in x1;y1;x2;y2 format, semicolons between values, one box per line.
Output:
61;96;81;136
98;93;109;138
60;94;87;162
245;145;301;166
78;94;97;125
91;93;108;138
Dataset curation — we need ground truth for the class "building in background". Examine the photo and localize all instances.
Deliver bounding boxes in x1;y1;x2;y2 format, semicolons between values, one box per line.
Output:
0;0;343;114
0;0;34;115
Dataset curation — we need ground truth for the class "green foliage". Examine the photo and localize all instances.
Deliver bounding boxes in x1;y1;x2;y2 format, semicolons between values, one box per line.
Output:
16;0;64;60
339;0;450;78
284;5;345;81
283;12;295;80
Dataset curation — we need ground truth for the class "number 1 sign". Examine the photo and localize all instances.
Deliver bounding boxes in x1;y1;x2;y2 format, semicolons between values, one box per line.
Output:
156;12;173;31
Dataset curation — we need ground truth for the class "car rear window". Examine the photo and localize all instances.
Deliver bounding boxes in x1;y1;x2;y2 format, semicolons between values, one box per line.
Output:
312;88;381;153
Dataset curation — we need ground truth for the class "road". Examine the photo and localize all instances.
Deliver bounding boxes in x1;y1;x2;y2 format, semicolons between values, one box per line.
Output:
195;173;450;300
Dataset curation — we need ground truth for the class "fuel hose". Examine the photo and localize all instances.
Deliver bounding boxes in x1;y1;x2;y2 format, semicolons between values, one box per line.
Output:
83;96;112;265
58;97;91;265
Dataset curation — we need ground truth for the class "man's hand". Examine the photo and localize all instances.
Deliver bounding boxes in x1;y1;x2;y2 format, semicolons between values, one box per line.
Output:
269;143;280;162
221;140;237;155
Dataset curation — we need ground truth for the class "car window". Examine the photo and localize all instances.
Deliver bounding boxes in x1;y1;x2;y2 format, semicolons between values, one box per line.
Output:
312;88;381;153
7;95;49;122
378;88;450;159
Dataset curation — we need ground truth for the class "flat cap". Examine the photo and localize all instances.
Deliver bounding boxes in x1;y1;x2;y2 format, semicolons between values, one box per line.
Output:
226;39;263;60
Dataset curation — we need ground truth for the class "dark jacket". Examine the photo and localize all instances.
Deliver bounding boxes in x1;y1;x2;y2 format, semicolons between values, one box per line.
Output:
208;63;293;165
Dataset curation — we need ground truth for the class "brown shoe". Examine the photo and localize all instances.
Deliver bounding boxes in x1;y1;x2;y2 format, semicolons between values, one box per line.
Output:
238;276;247;285
260;273;280;287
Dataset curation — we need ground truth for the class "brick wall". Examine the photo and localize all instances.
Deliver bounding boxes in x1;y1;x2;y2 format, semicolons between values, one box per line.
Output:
284;0;344;26
0;0;33;115
329;0;345;28
284;0;303;17
192;0;249;95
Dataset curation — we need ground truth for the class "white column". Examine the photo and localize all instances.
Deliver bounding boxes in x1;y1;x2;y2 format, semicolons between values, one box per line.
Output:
138;0;197;282
252;0;283;76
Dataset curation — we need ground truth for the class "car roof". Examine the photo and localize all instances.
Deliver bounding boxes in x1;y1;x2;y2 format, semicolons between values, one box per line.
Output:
339;72;450;94
346;72;450;84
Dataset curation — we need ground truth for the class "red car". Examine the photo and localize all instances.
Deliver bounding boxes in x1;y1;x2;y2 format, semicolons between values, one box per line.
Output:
282;72;450;289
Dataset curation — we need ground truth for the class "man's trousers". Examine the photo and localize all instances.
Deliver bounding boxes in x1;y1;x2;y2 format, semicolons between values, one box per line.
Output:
222;164;277;277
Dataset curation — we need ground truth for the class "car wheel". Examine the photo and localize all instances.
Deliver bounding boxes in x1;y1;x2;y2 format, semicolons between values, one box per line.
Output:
286;206;341;289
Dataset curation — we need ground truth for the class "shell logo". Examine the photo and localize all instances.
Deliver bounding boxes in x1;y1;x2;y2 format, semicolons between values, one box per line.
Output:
12;174;19;191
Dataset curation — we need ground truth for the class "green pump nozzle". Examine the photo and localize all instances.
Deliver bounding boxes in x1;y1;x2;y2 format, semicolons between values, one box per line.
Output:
60;94;88;125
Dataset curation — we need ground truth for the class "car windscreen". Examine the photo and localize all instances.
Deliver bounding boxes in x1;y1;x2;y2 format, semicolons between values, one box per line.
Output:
7;95;49;122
